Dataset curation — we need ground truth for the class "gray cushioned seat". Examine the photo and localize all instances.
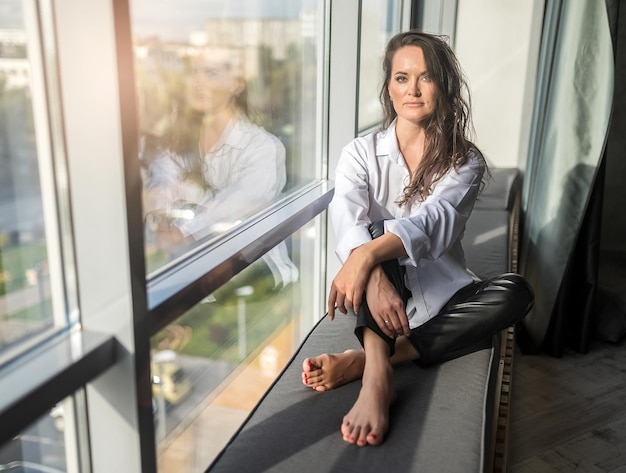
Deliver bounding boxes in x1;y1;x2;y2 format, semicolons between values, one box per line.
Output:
206;168;520;473
207;312;500;473
474;168;521;211
465;209;510;279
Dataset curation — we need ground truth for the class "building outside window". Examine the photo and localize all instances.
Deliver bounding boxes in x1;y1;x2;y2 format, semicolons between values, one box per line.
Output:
0;1;77;470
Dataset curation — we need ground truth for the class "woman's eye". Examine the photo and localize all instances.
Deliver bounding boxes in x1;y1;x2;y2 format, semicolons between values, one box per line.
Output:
192;67;219;78
202;68;219;78
421;74;432;82
395;76;407;82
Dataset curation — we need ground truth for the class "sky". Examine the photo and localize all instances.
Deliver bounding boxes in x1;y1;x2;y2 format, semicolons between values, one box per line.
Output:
131;0;311;41
0;0;21;28
0;0;315;41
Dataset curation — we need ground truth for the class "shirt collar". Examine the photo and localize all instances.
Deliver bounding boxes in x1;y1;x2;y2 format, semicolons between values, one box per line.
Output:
375;119;404;165
210;115;251;153
221;116;244;150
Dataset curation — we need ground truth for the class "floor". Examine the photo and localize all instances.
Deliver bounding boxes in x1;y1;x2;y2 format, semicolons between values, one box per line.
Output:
508;336;626;472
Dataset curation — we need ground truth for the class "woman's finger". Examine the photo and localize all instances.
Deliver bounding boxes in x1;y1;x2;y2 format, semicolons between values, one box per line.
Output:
380;316;395;338
336;292;348;314
388;318;401;338
351;288;361;314
398;310;411;336
327;286;337;319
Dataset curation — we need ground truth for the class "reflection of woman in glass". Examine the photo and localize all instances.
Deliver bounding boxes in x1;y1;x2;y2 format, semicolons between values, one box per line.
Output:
142;47;298;287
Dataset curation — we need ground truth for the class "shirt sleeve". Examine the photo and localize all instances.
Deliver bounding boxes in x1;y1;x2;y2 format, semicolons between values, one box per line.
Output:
329;139;374;263
142;152;186;214
385;150;485;267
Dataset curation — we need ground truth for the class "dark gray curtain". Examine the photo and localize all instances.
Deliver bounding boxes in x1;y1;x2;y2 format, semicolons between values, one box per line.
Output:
517;0;614;355
594;1;626;347
547;0;626;355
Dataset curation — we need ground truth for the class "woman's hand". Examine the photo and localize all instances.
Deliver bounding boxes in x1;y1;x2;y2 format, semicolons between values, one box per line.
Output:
365;266;410;338
327;245;374;318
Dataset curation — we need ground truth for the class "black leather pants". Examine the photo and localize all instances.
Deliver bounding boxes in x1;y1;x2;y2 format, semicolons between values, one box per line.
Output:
354;221;534;367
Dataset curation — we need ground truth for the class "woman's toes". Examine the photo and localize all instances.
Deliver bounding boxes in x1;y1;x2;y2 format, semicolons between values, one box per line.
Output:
366;431;382;446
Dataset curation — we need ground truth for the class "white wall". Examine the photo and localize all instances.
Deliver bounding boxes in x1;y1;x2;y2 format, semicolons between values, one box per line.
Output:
454;0;545;168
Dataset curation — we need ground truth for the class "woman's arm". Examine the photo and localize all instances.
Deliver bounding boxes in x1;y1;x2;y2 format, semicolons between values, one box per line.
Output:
386;152;485;265
328;232;410;335
327;231;404;312
365;264;411;338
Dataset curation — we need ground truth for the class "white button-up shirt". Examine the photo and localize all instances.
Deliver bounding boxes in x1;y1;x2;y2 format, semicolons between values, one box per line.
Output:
144;117;286;239
143;117;299;287
330;120;485;329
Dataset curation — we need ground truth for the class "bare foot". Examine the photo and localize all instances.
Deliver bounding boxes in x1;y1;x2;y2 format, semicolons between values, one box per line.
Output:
341;364;395;446
301;350;365;391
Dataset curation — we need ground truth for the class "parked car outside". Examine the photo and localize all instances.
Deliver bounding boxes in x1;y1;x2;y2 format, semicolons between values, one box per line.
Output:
151;350;192;405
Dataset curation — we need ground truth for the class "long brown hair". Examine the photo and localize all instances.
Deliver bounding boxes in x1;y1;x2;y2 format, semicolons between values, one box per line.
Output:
380;31;485;205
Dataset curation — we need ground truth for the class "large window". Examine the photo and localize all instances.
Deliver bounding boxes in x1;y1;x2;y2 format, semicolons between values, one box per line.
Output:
152;217;324;471
0;6;84;471
129;1;331;471
0;4;56;365
357;0;406;131
129;0;323;274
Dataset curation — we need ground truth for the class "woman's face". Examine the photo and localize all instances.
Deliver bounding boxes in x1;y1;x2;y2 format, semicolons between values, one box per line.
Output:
387;46;437;125
187;51;241;114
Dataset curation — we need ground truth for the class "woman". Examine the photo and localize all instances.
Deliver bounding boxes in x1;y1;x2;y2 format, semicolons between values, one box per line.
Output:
301;31;533;447
142;46;298;287
143;47;286;243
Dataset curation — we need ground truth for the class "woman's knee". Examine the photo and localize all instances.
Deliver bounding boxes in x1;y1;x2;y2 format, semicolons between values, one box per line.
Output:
489;272;534;316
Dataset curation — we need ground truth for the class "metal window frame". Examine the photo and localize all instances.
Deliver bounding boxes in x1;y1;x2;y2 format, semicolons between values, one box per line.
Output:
146;182;333;330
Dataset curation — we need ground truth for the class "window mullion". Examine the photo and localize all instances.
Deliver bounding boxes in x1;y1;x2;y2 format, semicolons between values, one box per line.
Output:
53;0;144;470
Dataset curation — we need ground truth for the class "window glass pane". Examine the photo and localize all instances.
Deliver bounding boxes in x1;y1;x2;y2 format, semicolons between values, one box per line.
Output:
0;1;58;364
0;398;73;472
358;0;403;131
129;0;323;275
151;216;323;472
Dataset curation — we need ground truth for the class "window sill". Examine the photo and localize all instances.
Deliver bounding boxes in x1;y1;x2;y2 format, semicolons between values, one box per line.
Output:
147;180;334;331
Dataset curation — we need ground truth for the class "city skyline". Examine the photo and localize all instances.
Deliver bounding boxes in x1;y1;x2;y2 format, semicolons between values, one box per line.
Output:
0;0;316;42
131;0;314;41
